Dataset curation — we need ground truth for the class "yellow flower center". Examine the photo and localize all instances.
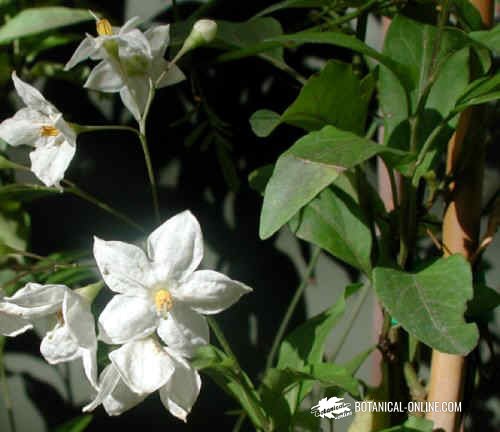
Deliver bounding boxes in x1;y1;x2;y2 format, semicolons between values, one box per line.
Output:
96;19;113;36
154;289;174;317
40;125;59;137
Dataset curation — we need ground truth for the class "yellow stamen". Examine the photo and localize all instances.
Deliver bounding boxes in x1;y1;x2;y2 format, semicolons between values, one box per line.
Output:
40;125;59;137
96;19;113;36
155;289;174;317
56;309;64;324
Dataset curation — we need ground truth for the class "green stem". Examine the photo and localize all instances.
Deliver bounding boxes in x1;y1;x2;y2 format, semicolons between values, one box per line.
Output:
63;180;145;234
0;339;16;432
207;317;240;368
264;246;322;371
172;0;181;21
327;284;370;361
413;113;456;173
73;124;139;136
139;82;161;224
208;318;270;432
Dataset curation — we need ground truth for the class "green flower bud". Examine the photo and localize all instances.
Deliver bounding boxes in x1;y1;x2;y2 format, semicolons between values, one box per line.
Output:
75;281;104;304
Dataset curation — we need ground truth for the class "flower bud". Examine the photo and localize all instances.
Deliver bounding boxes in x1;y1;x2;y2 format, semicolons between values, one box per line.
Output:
193;19;218;43
75;281;103;304
173;19;218;63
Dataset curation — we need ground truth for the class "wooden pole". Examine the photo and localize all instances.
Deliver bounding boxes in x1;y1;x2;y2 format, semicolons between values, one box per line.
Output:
425;2;493;430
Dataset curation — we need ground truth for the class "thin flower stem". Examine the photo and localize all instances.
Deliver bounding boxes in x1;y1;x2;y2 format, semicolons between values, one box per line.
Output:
207;317;240;368
74;124;139;136
0;339;16;432
63;180;146;234
139;82;161;224
264;246;322;372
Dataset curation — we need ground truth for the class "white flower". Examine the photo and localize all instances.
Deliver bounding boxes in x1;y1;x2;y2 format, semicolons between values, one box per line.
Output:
83;338;201;421
65;15;185;122
0;283;98;388
0;72;77;187
0;289;32;336
94;210;252;357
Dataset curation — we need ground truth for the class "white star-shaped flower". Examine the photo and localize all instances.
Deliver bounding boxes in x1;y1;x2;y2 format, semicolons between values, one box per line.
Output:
83;337;201;421
0;283;98;388
93;210;252;357
65;15;184;122
0;72;77;187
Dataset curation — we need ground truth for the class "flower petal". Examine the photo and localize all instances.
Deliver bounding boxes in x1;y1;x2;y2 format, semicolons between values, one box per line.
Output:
119;86;141;123
103;375;146;416
40;322;80;364
83;364;120;412
0;109;45;147
29;138;76;187
157;303;209;358
84;61;124;93
98;294;158;344
154;62;186;89
109;338;175;394
118;29;152;60
0;311;32;336
93;237;152;297
53;116;77;146
124;77;150;119
159;348;201;421
119;16;141;35
63;290;96;349
81;347;99;389
11;72;57;116
175;270;252;315
145;25;170;58
65;36;97;70
147;211;203;282
3;283;66;317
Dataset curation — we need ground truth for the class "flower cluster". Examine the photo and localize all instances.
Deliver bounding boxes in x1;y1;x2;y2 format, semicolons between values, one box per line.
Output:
0;12;250;423
0;211;251;420
0;12;217;187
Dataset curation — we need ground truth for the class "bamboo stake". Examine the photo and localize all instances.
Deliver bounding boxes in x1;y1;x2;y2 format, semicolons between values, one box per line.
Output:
425;2;493;430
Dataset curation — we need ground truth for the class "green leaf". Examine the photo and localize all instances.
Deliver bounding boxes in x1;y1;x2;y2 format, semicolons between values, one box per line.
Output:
53;415;92;432
373;255;479;355
382;15;480;108
0;201;29;256
216;18;284;62
0;7;92;45
289;177;372;273
342;346;376;375
259;126;413;239
452;0;485;31
454;73;500;110
277;283;361;368
277;283;362;408
249;109;281;137
281;60;368;135
470;24;500;55
192;345;268;430
267;31;408;86
250;61;369;137
254;0;329;17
